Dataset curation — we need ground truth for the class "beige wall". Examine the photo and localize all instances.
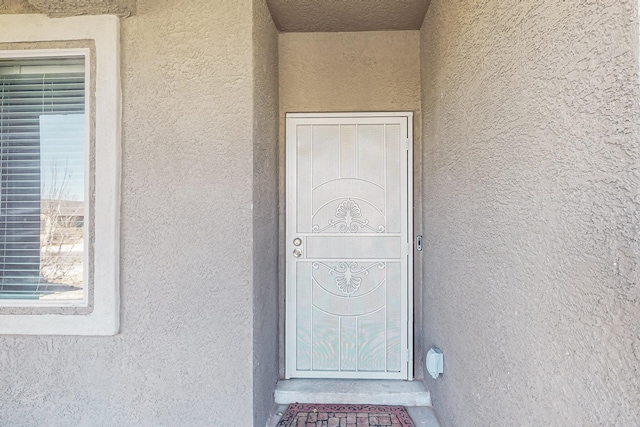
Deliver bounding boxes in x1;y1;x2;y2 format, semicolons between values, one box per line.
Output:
0;0;37;13
2;2;638;425
278;30;424;377
279;31;421;113
252;0;280;424
420;1;640;425
0;1;279;425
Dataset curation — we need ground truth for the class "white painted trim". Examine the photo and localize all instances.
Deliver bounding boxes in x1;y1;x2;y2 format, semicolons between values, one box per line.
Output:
287;112;414;118
406;115;414;380
285;112;414;379
0;48;90;60
0;15;121;335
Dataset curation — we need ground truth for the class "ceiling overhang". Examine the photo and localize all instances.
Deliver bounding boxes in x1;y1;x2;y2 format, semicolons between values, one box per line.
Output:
266;0;430;32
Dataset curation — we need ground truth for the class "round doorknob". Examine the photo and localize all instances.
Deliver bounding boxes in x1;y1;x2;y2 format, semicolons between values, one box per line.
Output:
293;248;303;258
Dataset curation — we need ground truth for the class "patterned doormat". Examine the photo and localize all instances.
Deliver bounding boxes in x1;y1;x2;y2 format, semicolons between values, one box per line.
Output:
276;403;415;427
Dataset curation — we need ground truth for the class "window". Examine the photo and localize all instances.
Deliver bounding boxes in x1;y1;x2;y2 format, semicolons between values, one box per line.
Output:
1;53;88;304
0;14;120;335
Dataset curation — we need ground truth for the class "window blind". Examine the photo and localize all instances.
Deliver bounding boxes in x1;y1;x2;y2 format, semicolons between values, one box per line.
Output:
0;56;85;299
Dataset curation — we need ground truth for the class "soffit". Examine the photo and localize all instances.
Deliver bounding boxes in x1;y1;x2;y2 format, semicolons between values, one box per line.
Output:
267;0;430;32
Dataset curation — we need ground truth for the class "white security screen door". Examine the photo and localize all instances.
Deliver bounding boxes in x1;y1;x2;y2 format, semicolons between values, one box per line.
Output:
286;112;413;380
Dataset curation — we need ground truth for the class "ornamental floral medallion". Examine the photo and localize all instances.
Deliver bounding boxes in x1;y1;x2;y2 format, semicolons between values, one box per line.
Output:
313;262;385;296
312;198;385;233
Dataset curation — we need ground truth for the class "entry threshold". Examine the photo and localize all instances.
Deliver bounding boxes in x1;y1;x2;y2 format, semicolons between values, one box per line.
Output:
274;379;432;407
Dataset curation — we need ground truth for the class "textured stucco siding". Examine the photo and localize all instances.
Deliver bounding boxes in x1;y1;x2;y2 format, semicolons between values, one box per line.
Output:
279;31;421;113
278;30;423;378
0;1;279;425
420;1;640;426
0;0;134;16
27;0;135;17
252;0;280;425
0;0;37;13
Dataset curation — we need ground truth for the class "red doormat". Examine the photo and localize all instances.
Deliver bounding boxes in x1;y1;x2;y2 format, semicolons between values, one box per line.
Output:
276;403;415;427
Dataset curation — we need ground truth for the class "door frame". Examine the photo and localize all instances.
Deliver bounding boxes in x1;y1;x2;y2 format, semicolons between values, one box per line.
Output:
284;112;414;380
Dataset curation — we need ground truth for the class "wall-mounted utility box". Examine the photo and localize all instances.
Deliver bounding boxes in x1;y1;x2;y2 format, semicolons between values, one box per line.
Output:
426;347;444;379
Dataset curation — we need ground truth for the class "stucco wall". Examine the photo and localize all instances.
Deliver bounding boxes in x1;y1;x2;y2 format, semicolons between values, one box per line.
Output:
252;0;280;425
420;1;640;426
0;1;279;426
0;0;37;13
278;31;424;378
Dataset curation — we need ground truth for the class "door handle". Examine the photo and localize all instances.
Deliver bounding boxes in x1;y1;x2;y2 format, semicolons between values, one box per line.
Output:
293;237;303;257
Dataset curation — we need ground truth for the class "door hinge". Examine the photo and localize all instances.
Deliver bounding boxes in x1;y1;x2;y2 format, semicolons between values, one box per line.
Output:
405;138;410;151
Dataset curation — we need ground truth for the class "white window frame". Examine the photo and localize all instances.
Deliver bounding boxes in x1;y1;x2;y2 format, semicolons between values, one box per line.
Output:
0;14;121;335
0;47;91;308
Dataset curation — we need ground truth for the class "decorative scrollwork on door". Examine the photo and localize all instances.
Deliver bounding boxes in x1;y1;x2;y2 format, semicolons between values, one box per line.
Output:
312;199;385;233
313;261;385;296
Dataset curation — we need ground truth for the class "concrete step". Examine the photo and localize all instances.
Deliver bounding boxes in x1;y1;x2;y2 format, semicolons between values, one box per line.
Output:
274;379;432;407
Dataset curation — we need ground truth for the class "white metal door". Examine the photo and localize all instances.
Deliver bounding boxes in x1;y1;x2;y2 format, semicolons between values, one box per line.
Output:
286;112;413;380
